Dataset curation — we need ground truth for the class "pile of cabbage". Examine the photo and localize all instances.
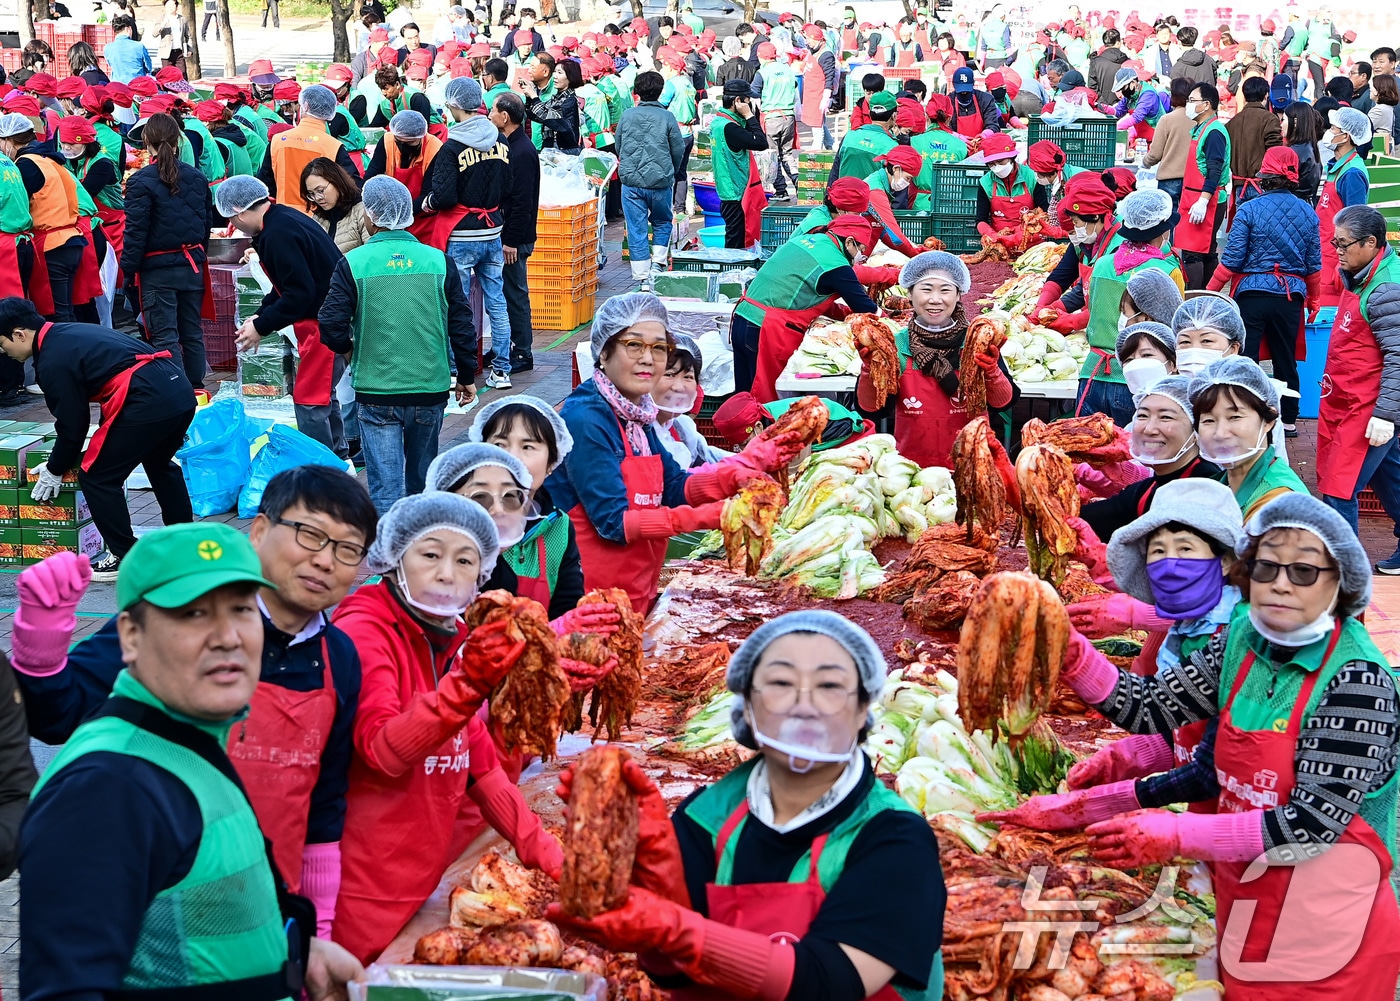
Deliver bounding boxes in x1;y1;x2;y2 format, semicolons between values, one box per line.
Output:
868;668;1074;852
786;317;861;377
993;311;1091;385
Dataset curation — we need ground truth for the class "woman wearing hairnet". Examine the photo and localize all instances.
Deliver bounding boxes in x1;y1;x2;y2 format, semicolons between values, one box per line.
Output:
1031;172;1122;332
1316;107;1372;306
550;611;946;1000
364;110;442;245
856;250;1018;465
1171;292;1245;377
546;293;804;616
994;493;1400;1000
652;335;730;469
331;492;564;962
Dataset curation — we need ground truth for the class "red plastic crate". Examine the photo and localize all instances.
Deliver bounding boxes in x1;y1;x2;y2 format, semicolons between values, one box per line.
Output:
82;24;114;47
1359;488;1390;519
203;317;237;370
0;51;22;73
34;22;55;45
55;32;82;55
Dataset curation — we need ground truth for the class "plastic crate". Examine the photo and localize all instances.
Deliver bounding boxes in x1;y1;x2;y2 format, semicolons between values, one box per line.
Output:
1359;488;1390;518
529;279;598;331
529;254;598;287
83;24;115;47
1297;306;1334;420
926;161;987;218
203;317;237;370
34;21;54;45
694;392;737;450
54;32;82;54
536;201;599;239
1028;115;1117;170
926;215;981;254
760;205;816;247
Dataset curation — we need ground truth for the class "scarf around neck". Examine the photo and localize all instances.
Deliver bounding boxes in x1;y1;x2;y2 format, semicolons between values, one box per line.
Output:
908;302;969;398
592;369;657;456
1115;241;1167;274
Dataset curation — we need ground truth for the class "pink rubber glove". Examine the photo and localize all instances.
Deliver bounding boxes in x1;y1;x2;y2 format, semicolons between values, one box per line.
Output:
1086;808;1265;866
623;502;726;540
550;604;620;638
12;551;93;677
560;655;617;693
1073;461;1117;500
300;841;342;939
1067;592;1172;637
1067;733;1176;789
1116;115;1134;131
1061;629;1121;704
977;779;1140;831
1066;516;1111;583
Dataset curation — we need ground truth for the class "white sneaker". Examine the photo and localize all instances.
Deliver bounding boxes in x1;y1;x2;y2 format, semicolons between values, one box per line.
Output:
485;371;512;389
25;384;41;395
89;550;123;582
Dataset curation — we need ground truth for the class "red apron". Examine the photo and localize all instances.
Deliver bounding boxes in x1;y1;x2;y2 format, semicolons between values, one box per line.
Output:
841;28;858;51
915;26;931;51
952;98;983;137
1074;347;1116;417
513;532;553;606
391;151;457;250
1316;274;1381;498
1212;630;1400;999
799;54;826;128
136;243;217;321
714;108;766;247
95;203;125;273
671;801;901;1001
1175;117;1223;255
23;234;54;315
227;638;337;893
893;355;965;467
348;149;366;174
988;177;1034;229
895;44;917;67
0;234;27;299
569;415;667;616
35;323;177;472
1316;151;1360;307
266;264;339;408
70;216;104;306
742;292;840;404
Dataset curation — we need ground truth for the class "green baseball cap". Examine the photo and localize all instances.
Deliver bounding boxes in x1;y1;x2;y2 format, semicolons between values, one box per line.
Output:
117;522;274;611
868;91;898;113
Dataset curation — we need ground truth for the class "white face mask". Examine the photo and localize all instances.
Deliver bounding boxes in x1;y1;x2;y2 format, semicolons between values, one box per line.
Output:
1175;347;1225;377
1198;425;1268;469
1186;102;1203;121
396;564;479;618
654;383;698;414
1117;313;1131;333
890;174;911;191
746;705;857;774
1070;225;1094;245
1122;356;1169;395
1248;588;1339;647
852;251;869;266
1035;173;1057;186
991;160;1016;178
1321;130;1340;150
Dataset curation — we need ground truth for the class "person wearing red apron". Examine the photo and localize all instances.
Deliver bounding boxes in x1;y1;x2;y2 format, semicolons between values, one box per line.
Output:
1174;87;1232;289
709;81;768;250
948;66;991;137
975;133;1041;247
798;26;833;150
1315;135;1371;307
550;611;946;1001
381;121;446;247
857;250;1015;466
1033;172;1123;325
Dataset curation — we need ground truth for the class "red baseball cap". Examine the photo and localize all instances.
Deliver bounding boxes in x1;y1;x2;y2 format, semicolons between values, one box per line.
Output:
980;133;1017;161
876;145;923;174
369;27;389;42
56;115;96;144
2;94;39;116
1100;166;1137;198
128;75;159;97
756;41;777;59
824;212;874;244
925;93;952;121
713;393;772;445
248;58;280;85
322;63;353;86
25;73;56;97
105;81;133;108
155;65;193;92
449;57;472;78
469;42;490;58
213;81;245;102
1057;174;1116;226
194;100;225;123
802;24;824;41
140;94;175;116
56;77;86;99
272;80;301;101
985;71;1005;89
895;99;926;134
79;85;110;114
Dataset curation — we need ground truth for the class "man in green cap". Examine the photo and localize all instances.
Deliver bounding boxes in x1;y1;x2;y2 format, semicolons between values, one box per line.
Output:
828;89;898;182
19;521;366;1001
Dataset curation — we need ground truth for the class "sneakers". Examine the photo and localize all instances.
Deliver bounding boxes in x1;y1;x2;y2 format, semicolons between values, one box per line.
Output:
771;192;792;203
25;384;42;395
0;389;25;408
485;370;512;389
510;355;535;373
90;550;123;582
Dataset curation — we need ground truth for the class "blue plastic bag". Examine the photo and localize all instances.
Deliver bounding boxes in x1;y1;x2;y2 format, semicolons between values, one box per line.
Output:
177;397;251;517
238;424;346;519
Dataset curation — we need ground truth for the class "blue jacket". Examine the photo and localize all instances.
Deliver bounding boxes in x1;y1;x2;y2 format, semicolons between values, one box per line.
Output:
1220;189;1322;297
544;378;691;544
1114;87;1168;125
103;35;152;83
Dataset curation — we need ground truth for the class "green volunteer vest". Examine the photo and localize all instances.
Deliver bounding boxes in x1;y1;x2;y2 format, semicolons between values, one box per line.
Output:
980;17;1008;57
1327;149;1369;195
617;65;637;100
504;509;571;593
834;124;897;183
235;104;269;141
759;62;797;113
665;75;697;127
684;757;943;1000
484;83;513;111
30;671;290;994
93;119;125;176
236;118;268;176
598;76;629;131
710;108;753;201
1081;242;1178;384
794;204;834;237
578;83;611;142
1217;604;1400;863
735;231;849;325
67;156;120;215
1192;117;1232;204
333;105;367;155
183;118;226;184
1304;23;1336;62
531;80;556;151
978;162;1037;202
346;230;452;397
255;103;282;127
214;137;254;180
71;168;100;225
681;10;704;34
0;152;33;233
1233;444;1308;519
1285;27;1309;57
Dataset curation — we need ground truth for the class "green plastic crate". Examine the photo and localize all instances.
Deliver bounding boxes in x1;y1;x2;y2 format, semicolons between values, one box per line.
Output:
761;205;818;246
1028;115;1117;170
926;161;987;218
927;215;981;254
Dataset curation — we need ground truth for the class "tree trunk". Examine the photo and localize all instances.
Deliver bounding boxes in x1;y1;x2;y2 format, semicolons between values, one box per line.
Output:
218;0;235;77
31;0;53;28
180;0;202;80
19;0;34;45
329;0;352;62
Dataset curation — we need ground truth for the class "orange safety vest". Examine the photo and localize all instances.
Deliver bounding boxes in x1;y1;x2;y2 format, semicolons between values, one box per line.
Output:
22;154;81;247
269;120;347;214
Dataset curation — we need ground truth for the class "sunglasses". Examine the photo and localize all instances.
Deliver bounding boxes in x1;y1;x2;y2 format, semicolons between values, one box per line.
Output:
1246;559;1339;587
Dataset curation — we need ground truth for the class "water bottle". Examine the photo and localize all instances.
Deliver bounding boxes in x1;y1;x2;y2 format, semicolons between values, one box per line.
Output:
1135;138;1148;159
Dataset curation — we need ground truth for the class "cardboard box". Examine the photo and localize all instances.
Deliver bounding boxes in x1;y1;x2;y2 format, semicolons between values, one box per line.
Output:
22;444;81;493
20;491;91;528
21;521;102;562
0;435;42;488
0;527;21;565
651;272;715;300
0;489;18;527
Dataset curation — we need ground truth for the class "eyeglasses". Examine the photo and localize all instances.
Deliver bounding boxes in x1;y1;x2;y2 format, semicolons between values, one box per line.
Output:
466;488;528;513
1246;559;1340;587
1330;237;1364;251
275;518;367;566
305;184;333;203
751;680;859;715
616;338;672;362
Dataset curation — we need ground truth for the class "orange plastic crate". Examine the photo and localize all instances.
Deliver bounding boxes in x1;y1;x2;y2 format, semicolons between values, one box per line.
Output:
531;232;599;263
529;279;598;330
529;255;597;285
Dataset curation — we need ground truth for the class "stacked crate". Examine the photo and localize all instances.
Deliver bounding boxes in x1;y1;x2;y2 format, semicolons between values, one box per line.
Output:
1027;115;1117;170
922;160;987;254
203;264;242;370
529;201;600;330
0;424;105;567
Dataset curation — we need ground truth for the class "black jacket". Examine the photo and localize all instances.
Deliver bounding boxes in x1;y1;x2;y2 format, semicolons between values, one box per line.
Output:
1089;46;1129;104
33;322;194;471
501;125;540;247
423;118;511;240
257;134;362;202
119;161;212;278
251;204;344;334
367;89;435;129
950;90;1001;133
715;56;756;86
527;88;581;151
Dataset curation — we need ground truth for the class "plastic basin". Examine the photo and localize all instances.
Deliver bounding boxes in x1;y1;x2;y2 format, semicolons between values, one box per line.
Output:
698;225;727;247
692;180;721;213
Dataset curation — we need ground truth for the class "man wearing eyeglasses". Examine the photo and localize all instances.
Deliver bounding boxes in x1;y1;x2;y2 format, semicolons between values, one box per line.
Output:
11;465;379;944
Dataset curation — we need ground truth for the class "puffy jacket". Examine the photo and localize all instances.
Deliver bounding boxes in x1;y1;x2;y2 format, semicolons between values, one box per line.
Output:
1089;47;1129;104
1220;190;1321;297
1342;249;1400;423
119;161;213;277
313;200;371;255
615;101;686;190
1170;48;1217;86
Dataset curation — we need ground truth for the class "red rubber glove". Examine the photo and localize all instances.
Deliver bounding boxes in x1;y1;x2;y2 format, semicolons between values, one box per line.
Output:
1038;220;1067;240
1032;281;1065;312
854;263;902;287
1067;733;1178;789
1066;515;1110;583
559;655;617;693
1073;461;1116;500
12;551;92;677
1086;809;1265;865
996;226;1024;250
736;431;807;475
977;779;1141;831
623;502;726;540
975;349;1014;408
977;221;998;239
547;888;795;1000
1205;262;1235;292
684;461;768;504
454;618;527;708
550;603;620;638
1045;309;1087;333
470;765;566;879
1067;591;1172;637
1305;270;1322;319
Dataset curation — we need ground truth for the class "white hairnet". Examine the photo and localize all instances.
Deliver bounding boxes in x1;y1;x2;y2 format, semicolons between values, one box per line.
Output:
1108;479;1243;604
1330;106;1373;147
1244;492;1372;618
425;442;531;494
365;490;501;581
444;76;484;111
1116;320;1175;360
469;395;575;472
1188;354;1280;415
725;610;886;749
299;84;339;121
1133;373;1194;421
213;174;270;217
671;333;703;371
0;113;32;138
1119;188;1174;230
1172;294;1245;345
361;175;415;230
590;292;669;363
899;250;971;294
1124;268;1183;325
389;109;428;138
1112;67;1138;91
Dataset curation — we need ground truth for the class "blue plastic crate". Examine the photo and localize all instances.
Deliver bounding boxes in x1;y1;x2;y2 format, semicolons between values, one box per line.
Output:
1296;306;1335;419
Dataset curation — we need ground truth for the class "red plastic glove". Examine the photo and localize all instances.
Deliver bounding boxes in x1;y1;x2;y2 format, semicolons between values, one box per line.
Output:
977;779;1140;831
1032;281;1064;312
1038;220;1067;240
624;502;726;540
1067;733;1177;789
1066;591;1171;637
1086;808;1265;865
1305;270;1322;320
976;349;1014;409
1205;262;1235;292
1073;461;1116;500
854;263;902;287
684;461;768;504
559;655;618;693
471;765;566;879
12;551;92;677
1045;309;1087;333
996;226;1024;250
1066;515;1110;583
550;603;620;638
452;618;527;709
736;430;807;474
977;221;998;239
1061;629;1121;704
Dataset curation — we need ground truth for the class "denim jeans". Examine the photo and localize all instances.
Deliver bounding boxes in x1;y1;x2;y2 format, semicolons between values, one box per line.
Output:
447;237;511;376
1321;436;1400;540
621;185;673;261
1076;378;1136;427
359;402;446;514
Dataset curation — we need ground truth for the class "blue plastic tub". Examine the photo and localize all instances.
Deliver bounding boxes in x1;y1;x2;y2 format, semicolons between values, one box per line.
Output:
698;225;727;247
1296;306;1335;419
702;210;723;228
693;180;721;213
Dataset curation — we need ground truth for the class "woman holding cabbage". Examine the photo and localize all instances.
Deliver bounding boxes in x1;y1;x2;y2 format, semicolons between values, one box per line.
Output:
855;250;1018;466
983;492;1400;1000
550;610;947;1001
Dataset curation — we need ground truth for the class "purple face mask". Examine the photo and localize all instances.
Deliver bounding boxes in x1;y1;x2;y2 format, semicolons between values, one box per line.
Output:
1145;556;1224;620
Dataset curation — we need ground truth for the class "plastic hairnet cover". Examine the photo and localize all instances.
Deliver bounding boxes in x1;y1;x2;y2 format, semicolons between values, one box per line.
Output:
899;250;971;293
389;109;428;138
1330;106;1373;147
1133;373;1194;421
213;174;270;217
1118;188;1173;229
1187;354;1280;413
361;175;415;230
1244;492;1373;617
1116;320;1176;358
590;292;669;363
0;113;32;137
424;443;533;547
365;490;502;581
1112;67;1138;90
1124;268;1183;326
299;84;339;120
469;395;575;470
725;610;885;749
1172;294;1245;345
444;76;483;110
